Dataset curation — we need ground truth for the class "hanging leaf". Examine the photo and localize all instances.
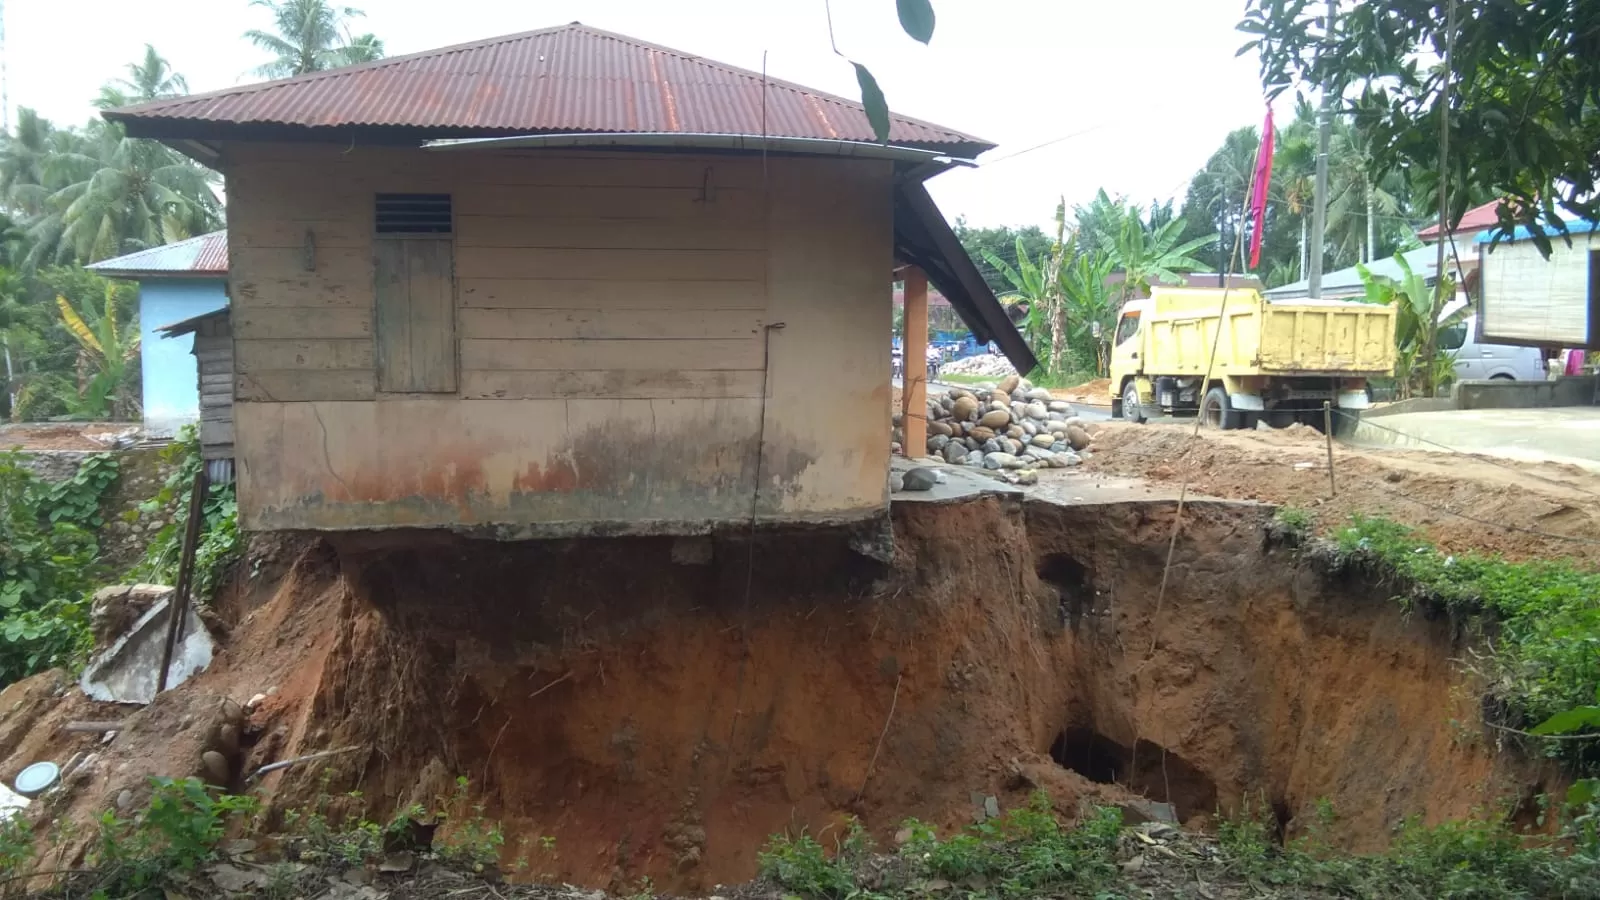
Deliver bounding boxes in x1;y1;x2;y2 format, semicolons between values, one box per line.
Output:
56;295;103;355
853;63;891;143
896;0;936;44
1530;706;1600;736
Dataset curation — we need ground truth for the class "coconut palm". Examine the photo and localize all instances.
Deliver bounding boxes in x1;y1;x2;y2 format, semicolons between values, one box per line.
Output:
97;45;189;108
25;123;220;266
246;0;385;78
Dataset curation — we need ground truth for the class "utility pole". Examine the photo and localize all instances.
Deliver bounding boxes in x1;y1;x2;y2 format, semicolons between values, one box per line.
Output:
1;0;9;134
1307;0;1336;299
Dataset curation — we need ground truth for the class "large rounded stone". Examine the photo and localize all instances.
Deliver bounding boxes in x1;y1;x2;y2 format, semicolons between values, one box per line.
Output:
1021;421;1038;436
1010;401;1030;420
929;421;954;437
902;467;939;491
1025;402;1049;420
951;396;980;421
984;451;1021;470
944;443;969;464
201;750;230;786
927;434;951;453
998;374;1022;394
981;438;1002;454
1048;400;1072;413
990;390;1011;405
979;409;1011;428
1030;433;1055;448
970;425;996;442
1066;425;1092;450
1005;425;1025;440
1026;388;1053;402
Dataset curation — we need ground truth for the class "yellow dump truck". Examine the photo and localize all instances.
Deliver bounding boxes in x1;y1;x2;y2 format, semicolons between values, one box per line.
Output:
1109;287;1397;429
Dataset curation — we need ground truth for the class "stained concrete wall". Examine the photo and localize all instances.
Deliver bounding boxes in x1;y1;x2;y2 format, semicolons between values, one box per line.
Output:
221;143;893;534
1453;375;1598;410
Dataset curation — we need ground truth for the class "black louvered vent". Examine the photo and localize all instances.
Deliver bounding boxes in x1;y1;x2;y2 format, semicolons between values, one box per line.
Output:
376;193;452;235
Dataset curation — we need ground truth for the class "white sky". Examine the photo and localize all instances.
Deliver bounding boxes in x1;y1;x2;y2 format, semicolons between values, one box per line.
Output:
7;0;1297;229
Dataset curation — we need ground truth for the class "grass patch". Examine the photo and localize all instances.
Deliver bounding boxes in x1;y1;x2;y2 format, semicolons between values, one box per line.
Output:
1331;516;1600;770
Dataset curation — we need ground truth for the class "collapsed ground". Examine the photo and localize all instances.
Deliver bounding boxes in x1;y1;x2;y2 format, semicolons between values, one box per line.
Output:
3;420;1600;897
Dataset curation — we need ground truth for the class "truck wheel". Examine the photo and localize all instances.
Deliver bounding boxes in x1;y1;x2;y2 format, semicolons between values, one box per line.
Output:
1122;381;1147;424
1201;387;1240;430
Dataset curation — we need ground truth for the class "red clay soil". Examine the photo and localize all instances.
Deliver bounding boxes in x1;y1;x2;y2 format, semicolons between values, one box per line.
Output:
0;496;1559;892
0;423;139;451
1081;421;1600;564
1049;378;1113;406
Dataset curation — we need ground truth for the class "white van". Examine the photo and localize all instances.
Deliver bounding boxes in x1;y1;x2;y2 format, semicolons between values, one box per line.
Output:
1439;312;1547;381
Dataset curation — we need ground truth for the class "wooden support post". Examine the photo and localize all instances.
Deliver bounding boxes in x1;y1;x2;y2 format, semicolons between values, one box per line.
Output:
158;466;209;694
902;267;929;459
1323;401;1337;497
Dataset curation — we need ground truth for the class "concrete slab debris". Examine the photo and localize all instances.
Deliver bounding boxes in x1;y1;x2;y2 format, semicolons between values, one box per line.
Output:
80;594;214;705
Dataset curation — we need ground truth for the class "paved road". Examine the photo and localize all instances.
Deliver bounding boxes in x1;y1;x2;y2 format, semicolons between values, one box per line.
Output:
1345;407;1600;473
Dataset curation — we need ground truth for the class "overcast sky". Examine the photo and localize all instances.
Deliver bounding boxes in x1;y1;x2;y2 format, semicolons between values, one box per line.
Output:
7;0;1296;229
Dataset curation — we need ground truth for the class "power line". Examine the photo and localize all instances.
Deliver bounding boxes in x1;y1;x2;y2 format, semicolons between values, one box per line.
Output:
980;123;1111;167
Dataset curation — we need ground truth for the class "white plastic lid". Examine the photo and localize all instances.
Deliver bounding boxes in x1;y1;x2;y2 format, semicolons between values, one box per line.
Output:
13;761;59;797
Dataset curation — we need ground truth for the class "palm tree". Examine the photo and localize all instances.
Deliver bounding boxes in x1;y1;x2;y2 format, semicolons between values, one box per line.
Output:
0;109;85;219
26;122;220;266
97;45;189;108
246;0;384;78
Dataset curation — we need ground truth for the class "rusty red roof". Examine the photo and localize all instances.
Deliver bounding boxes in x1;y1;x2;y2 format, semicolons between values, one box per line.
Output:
85;231;228;277
1418;200;1503;241
105;23;993;157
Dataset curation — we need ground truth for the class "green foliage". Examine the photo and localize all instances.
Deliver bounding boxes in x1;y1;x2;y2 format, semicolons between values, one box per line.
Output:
126;427;242;601
758;818;871;900
1334;516;1600;769
956;220;1053;296
1272;506;1314;540
1240;0;1600;254
1220;797;1600;899
0;451;115;685
1355;254;1461;398
434;777;506;872
761;794;1121;900
245;0;385;79
89;777;260;892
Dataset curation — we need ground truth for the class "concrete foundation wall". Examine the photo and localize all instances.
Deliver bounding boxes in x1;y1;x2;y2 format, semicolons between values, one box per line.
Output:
1453;375;1598;410
222;144;892;533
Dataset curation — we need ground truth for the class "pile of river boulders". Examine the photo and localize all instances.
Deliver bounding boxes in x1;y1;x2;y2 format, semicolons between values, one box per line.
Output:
892;374;1094;474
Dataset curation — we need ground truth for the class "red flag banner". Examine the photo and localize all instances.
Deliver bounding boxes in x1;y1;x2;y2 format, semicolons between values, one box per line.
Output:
1247;105;1275;270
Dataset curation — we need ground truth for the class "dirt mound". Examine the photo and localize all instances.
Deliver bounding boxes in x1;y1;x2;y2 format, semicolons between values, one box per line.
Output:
1082;422;1600;563
1050;378;1112;406
2;497;1559;891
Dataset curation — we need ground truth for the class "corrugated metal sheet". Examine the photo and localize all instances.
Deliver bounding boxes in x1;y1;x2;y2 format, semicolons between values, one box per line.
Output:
86;231;228;276
105;23;992;155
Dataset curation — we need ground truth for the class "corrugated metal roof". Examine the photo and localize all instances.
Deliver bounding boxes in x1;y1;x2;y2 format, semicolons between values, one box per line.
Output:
1418;199;1503;241
86;231;228;277
105;23;993;156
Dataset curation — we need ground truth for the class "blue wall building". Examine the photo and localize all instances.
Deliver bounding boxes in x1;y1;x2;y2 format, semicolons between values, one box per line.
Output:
87;232;228;437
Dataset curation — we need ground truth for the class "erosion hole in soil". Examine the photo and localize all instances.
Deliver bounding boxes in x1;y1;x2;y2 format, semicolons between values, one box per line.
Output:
1049;727;1219;821
1036;553;1093;624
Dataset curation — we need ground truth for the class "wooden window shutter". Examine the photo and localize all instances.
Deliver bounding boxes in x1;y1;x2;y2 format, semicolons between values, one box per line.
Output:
374;194;457;393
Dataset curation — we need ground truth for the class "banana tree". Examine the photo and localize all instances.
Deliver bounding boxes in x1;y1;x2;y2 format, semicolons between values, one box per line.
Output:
56;284;140;419
1355;254;1461;399
982;202;1072;378
1060;249;1117;376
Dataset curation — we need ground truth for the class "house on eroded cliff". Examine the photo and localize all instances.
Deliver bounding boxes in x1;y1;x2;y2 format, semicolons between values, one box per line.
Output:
103;23;1034;536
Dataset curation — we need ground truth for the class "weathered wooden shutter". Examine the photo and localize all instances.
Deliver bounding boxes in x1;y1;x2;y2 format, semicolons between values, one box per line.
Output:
374;194;457;393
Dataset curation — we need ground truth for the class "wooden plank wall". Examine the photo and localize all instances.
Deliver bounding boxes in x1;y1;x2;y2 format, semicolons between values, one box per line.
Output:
193;315;235;461
225;145;771;405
